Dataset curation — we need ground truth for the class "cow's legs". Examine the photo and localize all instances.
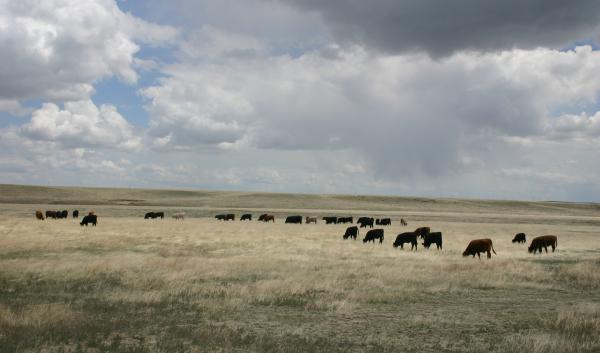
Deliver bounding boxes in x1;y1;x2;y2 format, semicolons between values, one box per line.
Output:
544;245;548;253
487;250;491;259
477;252;481;260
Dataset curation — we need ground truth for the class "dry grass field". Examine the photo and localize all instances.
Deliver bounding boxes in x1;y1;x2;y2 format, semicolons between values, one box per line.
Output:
1;185;600;352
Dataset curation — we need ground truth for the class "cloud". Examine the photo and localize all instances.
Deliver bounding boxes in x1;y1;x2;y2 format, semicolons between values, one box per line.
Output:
0;0;177;102
280;0;600;56
21;100;142;151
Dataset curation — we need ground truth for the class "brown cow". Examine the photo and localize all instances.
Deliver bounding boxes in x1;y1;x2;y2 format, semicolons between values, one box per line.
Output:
306;217;317;224
463;239;497;259
528;235;557;254
263;215;275;223
35;210;44;220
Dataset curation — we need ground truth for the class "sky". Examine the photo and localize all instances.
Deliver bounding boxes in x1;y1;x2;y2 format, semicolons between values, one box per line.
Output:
1;0;600;201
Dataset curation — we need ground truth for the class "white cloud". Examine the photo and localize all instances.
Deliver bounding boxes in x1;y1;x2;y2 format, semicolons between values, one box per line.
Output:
0;0;177;102
21;100;141;151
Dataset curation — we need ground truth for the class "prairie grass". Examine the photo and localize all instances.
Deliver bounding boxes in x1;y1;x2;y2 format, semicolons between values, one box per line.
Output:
0;196;599;352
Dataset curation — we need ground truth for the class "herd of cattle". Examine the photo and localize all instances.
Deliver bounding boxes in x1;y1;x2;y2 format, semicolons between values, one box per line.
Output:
34;210;559;259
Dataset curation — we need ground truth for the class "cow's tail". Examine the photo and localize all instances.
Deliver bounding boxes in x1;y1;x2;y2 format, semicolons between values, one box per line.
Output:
491;242;497;255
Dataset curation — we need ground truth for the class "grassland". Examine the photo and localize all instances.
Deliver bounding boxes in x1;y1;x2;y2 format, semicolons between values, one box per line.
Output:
0;184;599;352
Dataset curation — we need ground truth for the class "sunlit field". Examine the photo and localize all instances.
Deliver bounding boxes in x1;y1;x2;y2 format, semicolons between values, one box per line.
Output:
1;185;599;352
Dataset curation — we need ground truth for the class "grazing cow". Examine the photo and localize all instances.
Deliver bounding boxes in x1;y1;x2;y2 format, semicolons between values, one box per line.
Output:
528;235;558;254
55;210;68;219
414;227;431;239
145;212;164;219
263;215;275;223
225;214;235;221
512;233;526;244
376;218;391;226
337;217;353;224
258;214;268;221
215;214;227;220
72;210;79;219
285;215;302;224
342;226;359;240
463;239;496;259
323;216;338;224
363;229;384;244
80;214;97;226
45;210;57;219
241;214;252;221
358;217;374;228
35;210;44;220
306;217;317;224
422;232;443;250
400;218;407;226
393;232;418;250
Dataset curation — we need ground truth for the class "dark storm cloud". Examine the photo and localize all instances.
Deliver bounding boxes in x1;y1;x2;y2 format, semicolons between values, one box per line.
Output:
280;0;600;56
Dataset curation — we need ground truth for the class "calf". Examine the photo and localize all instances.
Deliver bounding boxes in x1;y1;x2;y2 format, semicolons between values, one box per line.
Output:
363;229;384;244
80;214;97;226
528;235;557;254
342;226;359;240
393;232;418;250
400;218;407;226
306;216;317;224
35;210;44;220
422;232;443;250
512;233;526;244
463;239;496;259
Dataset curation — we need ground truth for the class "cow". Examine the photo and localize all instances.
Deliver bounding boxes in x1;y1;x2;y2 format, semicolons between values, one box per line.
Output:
512;233;526;244
358;217;374;228
528;235;558;254
422;232;443;250
145;212;164;219
463;238;496;259
263;215;275;223
393;232;418;250
241;214;252;221
172;213;185;220
337;217;353;224
45;210;57;219
258;214;268;221
56;210;68;219
323;216;337;224
363;229;384;244
72;210;79;219
215;214;226;220
414;227;431;239
285;215;302;224
342;226;359;240
35;210;44;220
306;217;317;224
225;214;235;221
400;218;407;226
80;214;97;226
376;218;391;226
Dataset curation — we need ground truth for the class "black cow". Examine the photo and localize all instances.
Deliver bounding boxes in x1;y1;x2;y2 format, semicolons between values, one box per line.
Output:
342;226;359;240
215;214;227;220
363;229;384;243
358;217;374;228
323;216;338;224
414;227;431;239
80;214;97;226
241;214;252;221
45;210;57;219
285;215;302;224
337;217;353;224
145;212;164;219
225;214;235;221
55;210;68;219
376;218;391;226
393;232;418;250
512;233;526;244
72;210;79;219
422;232;443;250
